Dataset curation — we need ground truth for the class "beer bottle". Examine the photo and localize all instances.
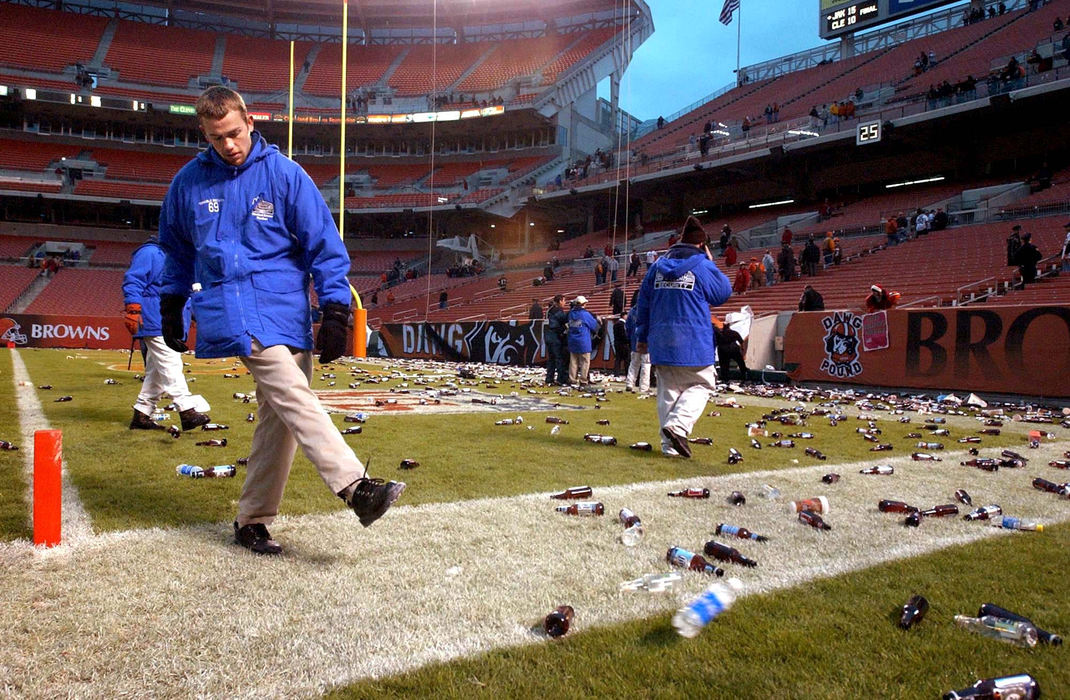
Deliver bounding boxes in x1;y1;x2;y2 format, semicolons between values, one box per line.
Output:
555;501;604;516
666;546;724;576
1001;449;1027;462
543;605;574;638
727;448;744;464
703;540;758;567
967;447;979;456
715;522;769;542
905;432;922;439
806;447;827;460
978;427;1001;435
0;440;17;451
668;487;710;499
960;458;998;471
618;508;644;546
545;416;569;424
688;437;713;445
672;578;743;638
920;504;959;517
821;472;840;484
957;436;981;443
245;413;256;422
990;516;1043;532
798;509;831;530
904;511;921;527
495;418;515;426
911;452;942;461
1032;477;1070;497
399;459;419;469
879;500;918;514
869;444;893;452
54;396;73;402
583;433;617;445
768;439;795;448
789;496;829;514
550;485;593;500
954;489;972;505
341;426;362;435
204;465;236;478
998;458;1025;469
344;413;368;423
915;442;944;450
1049;459;1070;469
629;442;653;451
859;464;894;475
200;423;229;431
943;673;1040;700
749;438;762;450
899;594;929;630
963;504;1001;521
978;603;1062;646
232;392;249;400
953;615;1037;647
195;438;227;447
930;428;950;436
236;456;249;465
788;432;814;439
595;419;610;426
726;490;746;506
38;385;53;390
860;433;880;443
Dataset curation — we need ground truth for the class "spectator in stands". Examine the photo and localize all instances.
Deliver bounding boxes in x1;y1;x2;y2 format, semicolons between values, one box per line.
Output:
725;239;739;267
777;243;797;282
1007;225;1023;265
657;116;665;130
610;282;625;316
634;216;732;458
583;245;594;259
719;225;732;254
914;209;931;237
624;297;651;394
801;236;821;276
497;275;508;291
1014;232;1042;287
781;226;793;246
1061;222;1070;273
863;284;901;313
543;261;555;281
645;249;657;270
762;249;777;286
833;237;843;265
158;87;403;555
567;295;600;387
593;258;605;286
896;211;910;239
544;295;569;386
798;284;825;311
732;263;750;295
748;257;764;289
122;237;211;432
606;254;620;282
628;250;642;277
822;231;837;265
932;208;948;231
713;317;748;383
885;216;900;246
439;290;448;310
528;298;543;320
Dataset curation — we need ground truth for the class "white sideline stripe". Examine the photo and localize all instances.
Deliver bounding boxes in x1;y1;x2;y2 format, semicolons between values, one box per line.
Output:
0;441;1067;698
10;349;94;544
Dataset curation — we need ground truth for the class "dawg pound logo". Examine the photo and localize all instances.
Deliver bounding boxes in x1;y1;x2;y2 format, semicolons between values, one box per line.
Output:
820;311;863;378
0;318;28;345
464;321;539;365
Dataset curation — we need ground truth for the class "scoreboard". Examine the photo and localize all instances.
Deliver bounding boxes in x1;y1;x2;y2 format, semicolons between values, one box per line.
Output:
820;0;958;39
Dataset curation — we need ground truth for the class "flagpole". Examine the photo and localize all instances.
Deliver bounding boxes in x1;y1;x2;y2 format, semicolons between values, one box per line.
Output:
736;2;741;79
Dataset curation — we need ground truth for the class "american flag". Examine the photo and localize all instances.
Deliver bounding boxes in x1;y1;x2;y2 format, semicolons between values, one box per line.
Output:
719;0;739;25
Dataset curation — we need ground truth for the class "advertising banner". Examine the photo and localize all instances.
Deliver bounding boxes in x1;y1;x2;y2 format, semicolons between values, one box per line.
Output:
784;306;1070;397
0;314;127;350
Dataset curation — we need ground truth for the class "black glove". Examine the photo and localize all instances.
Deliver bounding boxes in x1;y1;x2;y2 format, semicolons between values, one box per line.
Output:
316;302;349;364
159;294;189;353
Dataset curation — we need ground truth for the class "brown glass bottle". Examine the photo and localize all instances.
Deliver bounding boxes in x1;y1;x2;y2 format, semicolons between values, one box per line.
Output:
550;485;593;499
879;500;918;514
920;503;958;517
703;540;758;567
555;501;604;515
668;487;710;499
798;509;831;530
543;605;574;638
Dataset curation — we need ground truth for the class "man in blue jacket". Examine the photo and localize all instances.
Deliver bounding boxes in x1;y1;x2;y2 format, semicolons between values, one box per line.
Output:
635;216;732;457
122;238;211;431
158;87;404;555
566;295;601;386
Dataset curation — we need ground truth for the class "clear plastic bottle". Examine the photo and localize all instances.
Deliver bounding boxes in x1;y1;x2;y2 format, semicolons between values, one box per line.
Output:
618;507;644;546
620;572;682;593
953;614;1038;647
761;483;780;500
176;464;204;478
990;516;1043;532
672;578;744;638
943;673;1039;700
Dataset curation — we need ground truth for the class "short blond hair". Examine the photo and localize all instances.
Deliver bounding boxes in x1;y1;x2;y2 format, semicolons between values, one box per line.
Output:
195;86;247;121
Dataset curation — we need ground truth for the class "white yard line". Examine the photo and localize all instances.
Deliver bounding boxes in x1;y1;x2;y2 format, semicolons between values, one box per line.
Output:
0;441;1067;699
10;349;93;546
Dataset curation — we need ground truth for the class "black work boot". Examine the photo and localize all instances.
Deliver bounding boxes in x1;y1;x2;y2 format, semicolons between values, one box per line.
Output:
179;408;210;431
341;477;406;527
130;410;165;430
233;521;282;555
662;427;692;459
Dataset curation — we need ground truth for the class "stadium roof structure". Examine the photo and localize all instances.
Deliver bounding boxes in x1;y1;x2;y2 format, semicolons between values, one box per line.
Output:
136;0;643;33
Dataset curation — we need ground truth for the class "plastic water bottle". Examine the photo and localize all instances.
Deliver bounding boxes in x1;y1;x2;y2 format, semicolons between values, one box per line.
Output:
672;577;744;638
990;516;1043;532
619;572;681;593
176;464;204;478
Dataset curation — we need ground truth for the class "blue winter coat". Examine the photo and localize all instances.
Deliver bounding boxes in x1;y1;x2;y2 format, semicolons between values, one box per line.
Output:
122;240;190;338
625;305;641;352
158;132;351;358
635;243;732;366
567;307;600;354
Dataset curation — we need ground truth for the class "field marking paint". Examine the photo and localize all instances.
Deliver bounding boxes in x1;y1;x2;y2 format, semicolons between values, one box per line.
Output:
0;441;1067;698
10;349;93;545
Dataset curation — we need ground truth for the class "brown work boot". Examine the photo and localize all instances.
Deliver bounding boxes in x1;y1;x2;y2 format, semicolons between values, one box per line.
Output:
179;408;210;431
233;521;282;555
130;410;165;430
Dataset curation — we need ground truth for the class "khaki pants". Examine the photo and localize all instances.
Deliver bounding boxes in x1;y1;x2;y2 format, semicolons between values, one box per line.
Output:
134;335;205;416
236;340;364;527
569;351;591;385
655;364;718;452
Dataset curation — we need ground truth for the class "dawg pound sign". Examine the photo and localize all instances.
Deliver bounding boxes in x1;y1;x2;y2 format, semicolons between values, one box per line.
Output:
820;311;863;378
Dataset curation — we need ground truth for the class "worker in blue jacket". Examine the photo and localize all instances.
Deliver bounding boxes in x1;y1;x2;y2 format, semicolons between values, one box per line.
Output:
566;294;601;386
158;86;404;555
635;216;732;457
122;238;210;431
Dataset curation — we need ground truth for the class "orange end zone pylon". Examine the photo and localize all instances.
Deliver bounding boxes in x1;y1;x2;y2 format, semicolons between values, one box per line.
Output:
33;429;62;547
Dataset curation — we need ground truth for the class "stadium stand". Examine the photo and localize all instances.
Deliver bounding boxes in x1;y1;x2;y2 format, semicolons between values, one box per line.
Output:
0;235;37;260
0;264;40;310
104;19;216;88
0;3;107;72
456;34;577;93
540;26;619;84
388;43;488;97
23;268;126;315
302;44;403;96
0;139;85;172
84;240;139;266
87;147;192;183
221;35;315;94
74;180;170;201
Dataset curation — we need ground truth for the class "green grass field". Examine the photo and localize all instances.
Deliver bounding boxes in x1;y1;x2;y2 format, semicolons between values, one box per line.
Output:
2;347;1067;698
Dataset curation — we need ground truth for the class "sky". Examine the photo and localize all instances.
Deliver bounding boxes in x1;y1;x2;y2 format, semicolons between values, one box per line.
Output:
608;0;840;122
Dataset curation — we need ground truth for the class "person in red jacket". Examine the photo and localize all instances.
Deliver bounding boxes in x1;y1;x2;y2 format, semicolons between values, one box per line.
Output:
732;263;750;295
864;284;900;312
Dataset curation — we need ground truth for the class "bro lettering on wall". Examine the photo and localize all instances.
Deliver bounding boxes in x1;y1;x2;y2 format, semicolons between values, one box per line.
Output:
785;306;1070;397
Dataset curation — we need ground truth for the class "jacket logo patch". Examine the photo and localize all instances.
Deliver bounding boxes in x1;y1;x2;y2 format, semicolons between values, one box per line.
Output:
653;270;696;290
250;197;275;221
198;198;223;213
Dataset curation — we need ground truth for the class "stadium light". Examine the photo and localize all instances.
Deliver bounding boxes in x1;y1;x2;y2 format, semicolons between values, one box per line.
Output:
787;129;818;137
748;198;795;209
885;175;944;189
